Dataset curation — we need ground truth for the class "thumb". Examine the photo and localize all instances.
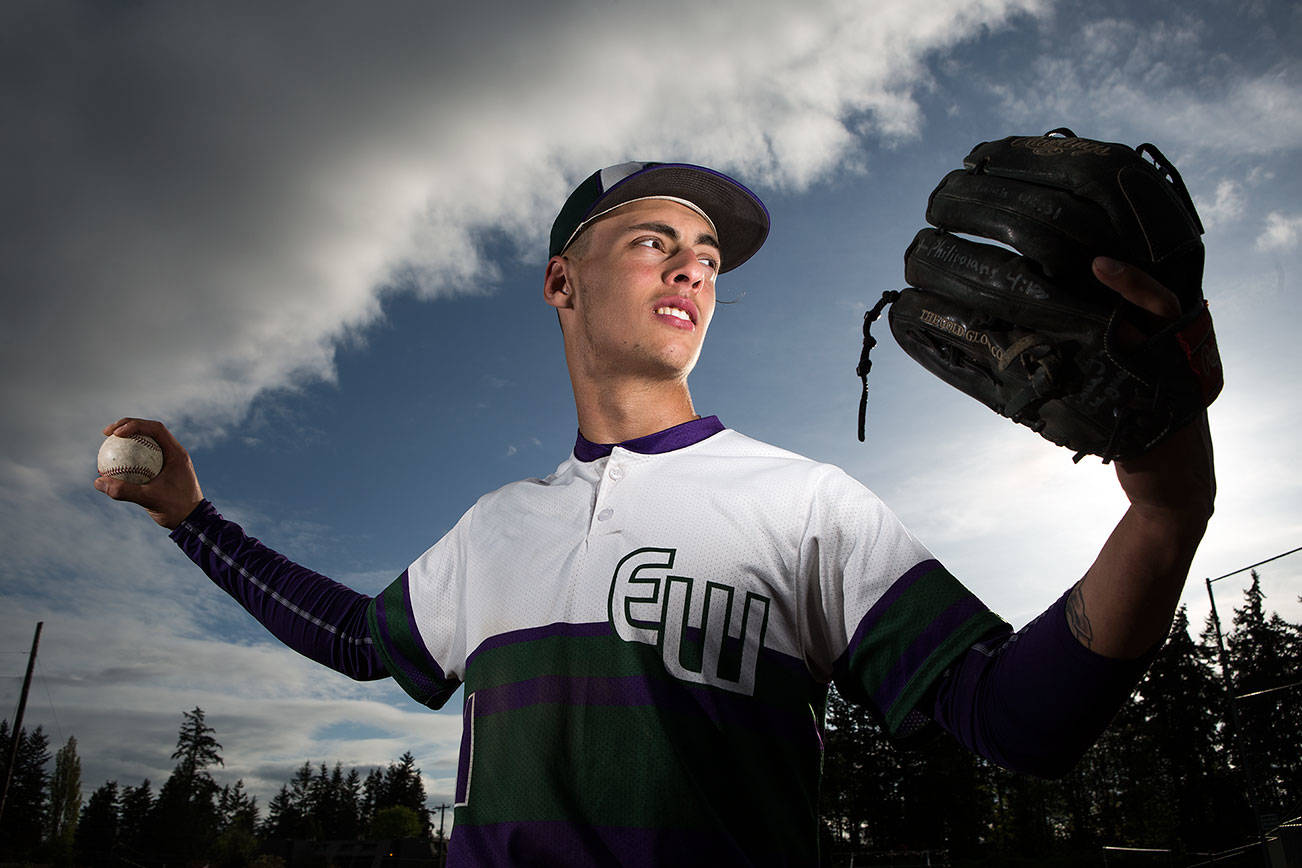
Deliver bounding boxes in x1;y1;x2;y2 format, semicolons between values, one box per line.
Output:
1092;257;1181;320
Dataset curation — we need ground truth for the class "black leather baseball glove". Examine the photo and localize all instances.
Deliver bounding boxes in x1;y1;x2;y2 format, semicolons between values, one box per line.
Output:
857;129;1223;463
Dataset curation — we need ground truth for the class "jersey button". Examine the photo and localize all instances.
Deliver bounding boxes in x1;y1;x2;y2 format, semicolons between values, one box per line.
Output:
609;466;625;481
597;508;614;522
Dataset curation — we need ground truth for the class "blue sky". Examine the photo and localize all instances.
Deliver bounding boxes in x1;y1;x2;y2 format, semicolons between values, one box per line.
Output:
2;0;1300;821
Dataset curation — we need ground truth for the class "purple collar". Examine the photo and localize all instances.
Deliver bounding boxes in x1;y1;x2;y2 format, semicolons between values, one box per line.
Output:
574;416;725;462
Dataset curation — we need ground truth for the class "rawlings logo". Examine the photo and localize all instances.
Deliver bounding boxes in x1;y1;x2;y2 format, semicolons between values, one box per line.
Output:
1010;136;1112;157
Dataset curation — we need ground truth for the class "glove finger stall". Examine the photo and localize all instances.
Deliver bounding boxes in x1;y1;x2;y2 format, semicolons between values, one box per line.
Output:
904;228;1115;321
926;171;1118;285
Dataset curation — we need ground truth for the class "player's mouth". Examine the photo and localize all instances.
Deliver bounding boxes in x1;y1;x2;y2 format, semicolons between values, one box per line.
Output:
653;296;699;330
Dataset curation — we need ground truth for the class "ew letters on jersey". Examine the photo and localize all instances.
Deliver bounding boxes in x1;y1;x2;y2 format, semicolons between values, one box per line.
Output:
608;547;772;696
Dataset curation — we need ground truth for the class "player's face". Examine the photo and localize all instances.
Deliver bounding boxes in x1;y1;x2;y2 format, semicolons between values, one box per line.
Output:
555;199;721;383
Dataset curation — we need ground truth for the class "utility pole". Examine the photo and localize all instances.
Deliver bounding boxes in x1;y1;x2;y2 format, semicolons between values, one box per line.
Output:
0;621;43;826
432;802;450;866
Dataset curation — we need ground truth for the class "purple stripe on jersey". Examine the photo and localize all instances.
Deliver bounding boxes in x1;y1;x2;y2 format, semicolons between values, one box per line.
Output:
870;593;987;713
466;620;612;667
573;415;725;462
843;558;940;654
465;618;810;688
448;819;753;868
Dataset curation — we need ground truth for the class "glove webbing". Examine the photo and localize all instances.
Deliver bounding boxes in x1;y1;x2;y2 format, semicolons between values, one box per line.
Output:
857;290;900;442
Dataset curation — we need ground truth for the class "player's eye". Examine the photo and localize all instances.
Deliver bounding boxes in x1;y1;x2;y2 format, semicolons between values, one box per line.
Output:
698;255;719;272
634;236;664;251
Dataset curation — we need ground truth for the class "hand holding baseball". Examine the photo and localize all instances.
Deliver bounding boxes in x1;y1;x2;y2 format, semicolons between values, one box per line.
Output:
94;418;204;530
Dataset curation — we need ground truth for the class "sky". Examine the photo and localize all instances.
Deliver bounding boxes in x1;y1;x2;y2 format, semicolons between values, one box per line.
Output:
2;0;1300;827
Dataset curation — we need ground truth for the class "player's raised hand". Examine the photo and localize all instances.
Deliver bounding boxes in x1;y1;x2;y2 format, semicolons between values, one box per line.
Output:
94;418;204;530
1090;257;1215;517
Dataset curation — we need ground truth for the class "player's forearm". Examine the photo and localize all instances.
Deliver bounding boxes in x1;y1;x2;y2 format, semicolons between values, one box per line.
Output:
1071;502;1209;659
170;500;388;680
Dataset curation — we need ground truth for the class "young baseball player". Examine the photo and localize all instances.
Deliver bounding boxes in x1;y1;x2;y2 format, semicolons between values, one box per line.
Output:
96;162;1214;865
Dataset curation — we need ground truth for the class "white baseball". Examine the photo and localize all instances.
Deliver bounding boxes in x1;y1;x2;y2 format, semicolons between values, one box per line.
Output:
97;434;164;484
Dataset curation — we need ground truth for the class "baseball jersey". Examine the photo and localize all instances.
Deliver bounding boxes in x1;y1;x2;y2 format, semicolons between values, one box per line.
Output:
366;417;1006;864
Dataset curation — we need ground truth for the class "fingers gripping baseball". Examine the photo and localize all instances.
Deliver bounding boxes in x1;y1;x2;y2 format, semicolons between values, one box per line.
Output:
94;418;204;530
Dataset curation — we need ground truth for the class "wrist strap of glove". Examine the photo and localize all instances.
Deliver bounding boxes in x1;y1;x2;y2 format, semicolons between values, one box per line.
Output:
857;290;900;442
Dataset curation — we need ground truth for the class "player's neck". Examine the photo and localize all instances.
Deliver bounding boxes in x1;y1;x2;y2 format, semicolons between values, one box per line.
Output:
571;376;700;445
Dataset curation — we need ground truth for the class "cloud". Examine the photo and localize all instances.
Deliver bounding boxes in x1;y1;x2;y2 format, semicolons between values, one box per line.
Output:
1196;180;1246;230
1256;211;1302;251
1;0;1044;494
984;11;1302;158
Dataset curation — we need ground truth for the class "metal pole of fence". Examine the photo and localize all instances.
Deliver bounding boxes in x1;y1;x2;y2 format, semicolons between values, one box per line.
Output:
1203;545;1301;867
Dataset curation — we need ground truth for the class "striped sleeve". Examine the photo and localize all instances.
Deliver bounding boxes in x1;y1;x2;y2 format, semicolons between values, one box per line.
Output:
365;570;460;709
806;468;1009;736
833;559;1008;735
170;500;388;680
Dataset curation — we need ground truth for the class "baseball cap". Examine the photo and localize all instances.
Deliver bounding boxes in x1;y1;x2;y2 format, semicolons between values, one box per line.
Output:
549;162;770;273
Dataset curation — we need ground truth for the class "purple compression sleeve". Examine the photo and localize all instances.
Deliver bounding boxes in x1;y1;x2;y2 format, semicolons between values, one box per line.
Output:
930;587;1155;777
170;500;387;680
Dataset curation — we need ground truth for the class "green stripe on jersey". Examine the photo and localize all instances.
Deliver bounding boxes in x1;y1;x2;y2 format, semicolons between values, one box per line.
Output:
846;565;1007;733
465;627;813;713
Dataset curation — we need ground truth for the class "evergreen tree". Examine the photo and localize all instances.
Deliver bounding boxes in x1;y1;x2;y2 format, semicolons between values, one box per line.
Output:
45;735;82;865
150;708;225;861
287;761;319;838
902;732;990;858
360;767;384;831
116;779;153;857
0;720;51;860
1141;607;1253;850
819;685;909;854
261;784;302;840
1228;571;1301;819
172;706;224;794
214;779;260;868
217;779;259;832
313;762;360;839
341;766;363;839
76;780;119;868
381;752;428;832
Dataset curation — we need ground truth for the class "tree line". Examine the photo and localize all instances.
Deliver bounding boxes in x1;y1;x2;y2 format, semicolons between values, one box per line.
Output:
0;707;435;867
820;570;1302;864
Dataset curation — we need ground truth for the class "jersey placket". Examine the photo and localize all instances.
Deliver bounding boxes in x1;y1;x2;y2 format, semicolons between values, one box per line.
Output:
588;449;631;536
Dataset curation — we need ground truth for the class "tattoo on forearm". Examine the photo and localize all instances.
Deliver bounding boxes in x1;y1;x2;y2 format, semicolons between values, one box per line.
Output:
1066;583;1094;649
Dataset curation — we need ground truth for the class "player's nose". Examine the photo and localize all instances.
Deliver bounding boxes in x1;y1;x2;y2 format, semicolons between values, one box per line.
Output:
664;249;710;292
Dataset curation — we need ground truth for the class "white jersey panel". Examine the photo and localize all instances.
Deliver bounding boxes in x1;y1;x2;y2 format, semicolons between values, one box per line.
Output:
401;429;934;684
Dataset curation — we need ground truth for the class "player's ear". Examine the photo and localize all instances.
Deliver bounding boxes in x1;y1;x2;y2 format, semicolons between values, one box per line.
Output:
543;256;574;310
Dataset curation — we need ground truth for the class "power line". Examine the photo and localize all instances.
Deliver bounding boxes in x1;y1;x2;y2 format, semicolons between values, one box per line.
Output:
35;657;66;746
1235;678;1302;701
